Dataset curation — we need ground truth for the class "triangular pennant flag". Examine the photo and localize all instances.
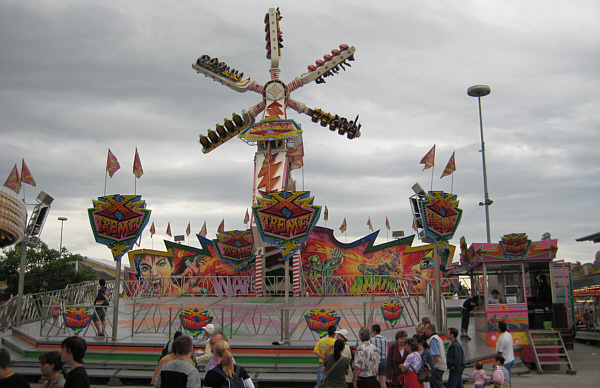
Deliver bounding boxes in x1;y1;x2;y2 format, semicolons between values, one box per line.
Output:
288;142;304;170
419;145;435;171
324;206;329;221
199;221;207;237
244;209;250;224
339;218;347;233
166;222;172;237
367;217;373;232
186;222;191;236
440;151;456;178
106;149;121;178
218;219;225;233
133;147;144;178
149;222;156;237
3;164;21;194
21;159;36;187
385;216;391;230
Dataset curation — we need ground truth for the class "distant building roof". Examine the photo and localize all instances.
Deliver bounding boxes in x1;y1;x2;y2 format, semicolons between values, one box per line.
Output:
575;232;600;244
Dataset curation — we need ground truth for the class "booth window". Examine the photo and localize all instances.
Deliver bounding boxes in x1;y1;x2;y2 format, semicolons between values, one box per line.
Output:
485;264;524;304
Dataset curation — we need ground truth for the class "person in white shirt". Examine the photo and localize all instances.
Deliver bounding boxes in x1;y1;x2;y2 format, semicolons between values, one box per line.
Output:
495;321;514;382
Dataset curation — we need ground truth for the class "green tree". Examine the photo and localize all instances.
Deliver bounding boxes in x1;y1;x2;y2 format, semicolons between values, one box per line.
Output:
0;242;95;295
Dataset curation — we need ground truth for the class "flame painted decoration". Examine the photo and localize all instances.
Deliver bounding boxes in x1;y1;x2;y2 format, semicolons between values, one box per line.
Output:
419;191;463;242
252;191;321;260
305;309;341;338
88;194;151;261
381;300;404;328
179;308;213;339
213;230;255;270
63;307;94;336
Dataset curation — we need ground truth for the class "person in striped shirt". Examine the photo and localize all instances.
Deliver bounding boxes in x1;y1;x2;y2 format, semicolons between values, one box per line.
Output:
370;324;388;388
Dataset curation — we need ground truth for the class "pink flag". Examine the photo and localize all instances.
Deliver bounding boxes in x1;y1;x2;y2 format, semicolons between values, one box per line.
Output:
199;221;207;237
133;147;144;178
218;219;225;233
324;206;329;221
385;216;391;230
3;164;21;194
21;159;36;187
166;222;172;237
419;145;435;171
186;222;191;236
367;217;373;232
149;222;156;237
106;149;120;178
440;151;456;178
244;209;250;224
339;218;347;233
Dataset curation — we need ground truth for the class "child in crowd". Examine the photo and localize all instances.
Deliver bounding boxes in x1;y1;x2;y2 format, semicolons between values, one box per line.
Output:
472;362;490;388
491;356;510;388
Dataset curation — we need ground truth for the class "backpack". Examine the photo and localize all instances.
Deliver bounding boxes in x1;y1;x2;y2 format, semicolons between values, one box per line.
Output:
213;364;245;388
417;360;432;383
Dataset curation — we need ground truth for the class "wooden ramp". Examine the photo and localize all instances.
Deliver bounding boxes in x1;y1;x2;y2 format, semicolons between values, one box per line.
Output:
527;329;576;374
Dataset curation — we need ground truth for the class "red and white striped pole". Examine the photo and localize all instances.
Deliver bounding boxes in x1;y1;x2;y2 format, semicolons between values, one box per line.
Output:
255;248;264;297
292;250;302;297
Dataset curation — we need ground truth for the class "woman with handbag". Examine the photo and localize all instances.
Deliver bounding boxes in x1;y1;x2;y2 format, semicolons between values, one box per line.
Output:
386;330;409;388
398;338;423;388
322;339;351;388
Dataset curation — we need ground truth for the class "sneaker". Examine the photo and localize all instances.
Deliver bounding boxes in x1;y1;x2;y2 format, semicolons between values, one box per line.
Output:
98;333;105;337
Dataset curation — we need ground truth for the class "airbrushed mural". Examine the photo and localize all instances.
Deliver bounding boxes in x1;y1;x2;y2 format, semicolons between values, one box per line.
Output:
126;234;255;298
125;225;454;298
301;227;454;296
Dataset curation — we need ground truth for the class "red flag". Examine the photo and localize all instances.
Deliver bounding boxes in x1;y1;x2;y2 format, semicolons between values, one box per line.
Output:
199;221;207;237
244;209;250;224
186;222;191;236
149;222;156;237
440;151;456;178
106;149;120;178
385;216;391;230
288;142;304;170
324;206;329;221
3;164;21;194
339;218;347;233
133;147;144;178
21;159;36;187
166;222;172;237
367;217;373;232
218;219;225;233
419;145;435;171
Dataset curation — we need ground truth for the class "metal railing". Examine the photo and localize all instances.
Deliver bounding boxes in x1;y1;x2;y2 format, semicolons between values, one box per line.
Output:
425;279;448;331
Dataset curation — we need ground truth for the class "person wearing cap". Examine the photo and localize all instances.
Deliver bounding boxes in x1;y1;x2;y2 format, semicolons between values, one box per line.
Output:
336;328;354;387
195;323;216;366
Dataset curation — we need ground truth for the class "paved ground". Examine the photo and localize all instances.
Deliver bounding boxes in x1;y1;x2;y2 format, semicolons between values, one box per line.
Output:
26;342;600;387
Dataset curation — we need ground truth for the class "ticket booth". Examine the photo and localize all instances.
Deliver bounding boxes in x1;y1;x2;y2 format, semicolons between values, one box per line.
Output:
454;233;562;346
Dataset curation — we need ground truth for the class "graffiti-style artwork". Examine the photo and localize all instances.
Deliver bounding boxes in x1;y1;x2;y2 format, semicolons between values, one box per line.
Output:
88;194;151;260
213;230;254;270
179;308;213;339
253;191;321;260
63;307;93;335
468;235;558;262
127;238;255;297
499;233;531;260
381;300;404;327
305;309;341;338
239;119;303;143
420;191;462;241
487;312;529;331
301;227;455;296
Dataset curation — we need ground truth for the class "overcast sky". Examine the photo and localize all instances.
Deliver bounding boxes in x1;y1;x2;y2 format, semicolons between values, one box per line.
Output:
1;0;599;268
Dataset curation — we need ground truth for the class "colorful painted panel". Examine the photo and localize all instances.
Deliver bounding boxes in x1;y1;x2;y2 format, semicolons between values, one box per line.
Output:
301;227;455;296
420;191;462;241
474;309;529;332
305;309;341;338
88;194;151;261
381;300;404;328
213;229;254;269
500;233;531;260
253;191;321;260
468;235;558;262
179;308;213;339
239;118;302;143
63;307;94;336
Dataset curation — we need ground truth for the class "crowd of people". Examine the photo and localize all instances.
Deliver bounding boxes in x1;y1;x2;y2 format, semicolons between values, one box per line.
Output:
313;317;514;388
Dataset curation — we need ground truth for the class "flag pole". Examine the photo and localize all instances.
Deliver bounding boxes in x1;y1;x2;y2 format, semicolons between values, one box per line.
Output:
104;169;108;196
430;165;434;191
451;173;454;195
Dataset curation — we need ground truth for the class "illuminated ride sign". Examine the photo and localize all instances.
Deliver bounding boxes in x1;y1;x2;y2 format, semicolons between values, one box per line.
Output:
179;308;213;339
381;300;404;328
213;229;255;271
305;309;341;338
88;194;151;261
420;191;462;242
63;307;93;336
238;118;303;143
252;191;321;260
500;233;532;260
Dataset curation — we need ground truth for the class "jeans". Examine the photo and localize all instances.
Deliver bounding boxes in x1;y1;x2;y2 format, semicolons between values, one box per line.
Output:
447;369;464;388
430;368;444;388
356;375;378;388
460;307;470;333
316;363;326;388
504;360;513;384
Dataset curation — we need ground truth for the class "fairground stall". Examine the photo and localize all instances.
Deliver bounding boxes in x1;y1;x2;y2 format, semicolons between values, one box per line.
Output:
450;233;574;348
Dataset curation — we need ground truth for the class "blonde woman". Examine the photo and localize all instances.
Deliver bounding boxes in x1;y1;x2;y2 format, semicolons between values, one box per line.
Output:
204;340;255;388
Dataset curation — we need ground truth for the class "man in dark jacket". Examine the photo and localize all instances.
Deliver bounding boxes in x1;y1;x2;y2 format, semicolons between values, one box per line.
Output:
446;327;465;388
460;295;479;339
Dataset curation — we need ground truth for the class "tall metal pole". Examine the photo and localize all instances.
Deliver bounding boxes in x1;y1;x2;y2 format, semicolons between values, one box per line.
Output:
58;217;67;258
433;239;442;332
468;85;492;243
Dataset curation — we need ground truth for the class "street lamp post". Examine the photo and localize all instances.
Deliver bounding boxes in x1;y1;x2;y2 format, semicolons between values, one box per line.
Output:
468;85;493;243
58;217;67;258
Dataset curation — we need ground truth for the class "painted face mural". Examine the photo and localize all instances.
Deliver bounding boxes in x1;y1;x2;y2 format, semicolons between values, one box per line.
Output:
134;253;181;296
